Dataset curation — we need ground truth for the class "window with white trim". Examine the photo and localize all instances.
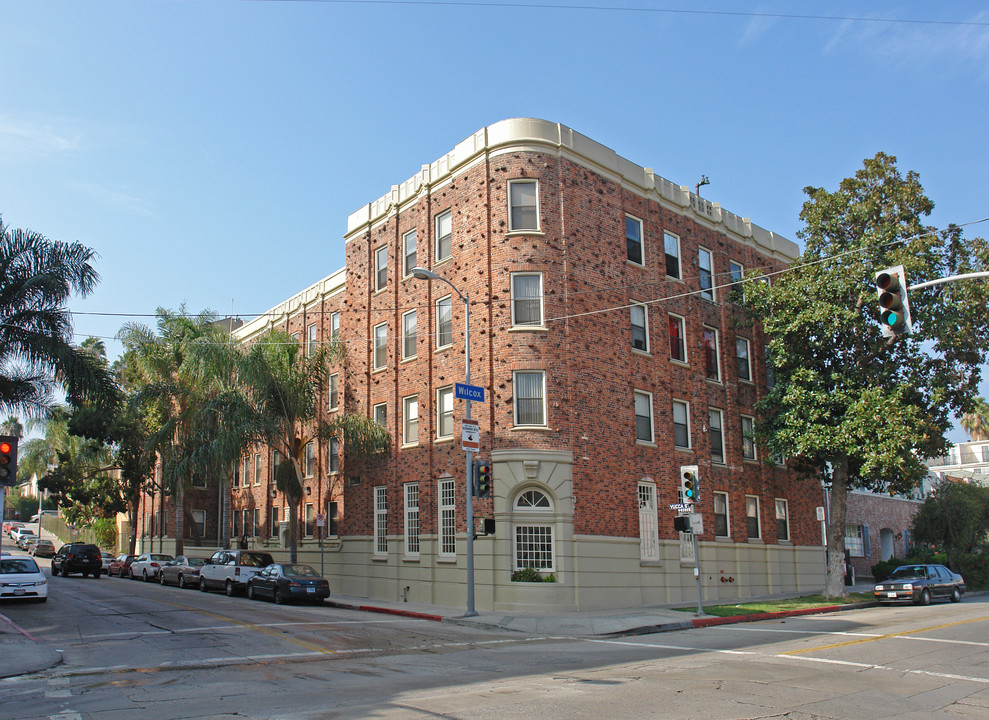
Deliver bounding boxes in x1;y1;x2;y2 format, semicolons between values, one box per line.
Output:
435;209;452;262
513;370;546;427
438;478;456;557
775;499;789;542
437;386;454;439
404;483;420;557
508;179;539;231
846;524;865;557
626;214;644;265
746;495;761;540
402;395;418;445
669;314;686;362
729;260;744;303
709;408;725;464
269;451;279;486
741;415;756;461
191;510;205;539
307;323;318;355
374;246;387;292
664;231;681;279
328;373;339;411
511;272;543;327
269;506;279;538
373;322;387;370
634;390;654;444
673;400;690;449
736;337;752;382
328;437;339;474
514;489;553;570
714;492;729;537
373;402;387;428
374;486;387;556
703;326;720;382
254;453;263;486
304;441;315;478
330;311;340;345
699;247;714;301
402;229;417;278
304;503;315;538
437;295;453;348
402;309;417;360
638;482;659;561
631;302;649;353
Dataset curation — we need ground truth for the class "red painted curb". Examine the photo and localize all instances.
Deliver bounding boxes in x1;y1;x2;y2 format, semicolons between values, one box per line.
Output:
328;601;444;623
692;604;850;627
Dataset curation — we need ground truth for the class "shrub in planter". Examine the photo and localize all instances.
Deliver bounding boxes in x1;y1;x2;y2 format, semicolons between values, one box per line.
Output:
511;567;555;582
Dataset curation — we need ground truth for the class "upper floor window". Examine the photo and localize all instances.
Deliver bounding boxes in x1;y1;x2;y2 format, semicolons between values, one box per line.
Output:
437;386;454;439
775;499;790;542
435;210;453;262
714;492;730;537
374;246;387;292
304;442;315;478
513;370;546;427
330;311;340;345
626;215;643;265
402;229;417;278
765;344;776;387
729;260;745;303
403;395;419;446
436;295;453;348
703;327;720;382
373;322;388;370
511;272;543;327
328;373;339;411
709;408;725;465
698;247;714;301
669;314;686;363
307;323;318;355
254;453;263;485
402;309;417;360
672;400;690;449
508;179;539;231
373;402;387;428
741;415;756;461
630;303;649;353
746;495;761;540
664;231;681;279
737;337;752;382
328;437;339;474
634;390;654;444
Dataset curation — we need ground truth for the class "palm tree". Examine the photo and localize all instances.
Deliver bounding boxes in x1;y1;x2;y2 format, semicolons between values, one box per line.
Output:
0;217;112;417
80;337;107;362
0;417;23;439
960;396;989;442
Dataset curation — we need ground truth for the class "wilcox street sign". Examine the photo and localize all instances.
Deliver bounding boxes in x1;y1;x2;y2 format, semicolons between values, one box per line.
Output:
455;383;485;402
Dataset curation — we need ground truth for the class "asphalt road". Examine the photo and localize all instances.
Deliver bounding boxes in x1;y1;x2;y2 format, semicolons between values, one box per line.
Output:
3;561;989;720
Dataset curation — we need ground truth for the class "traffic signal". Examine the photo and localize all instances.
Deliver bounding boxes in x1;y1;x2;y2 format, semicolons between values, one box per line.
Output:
875;265;913;337
0;436;18;487
473;459;492;499
680;464;699;506
673;515;691;533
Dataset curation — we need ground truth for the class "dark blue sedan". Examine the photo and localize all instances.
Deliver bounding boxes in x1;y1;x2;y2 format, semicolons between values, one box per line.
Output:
246;563;330;604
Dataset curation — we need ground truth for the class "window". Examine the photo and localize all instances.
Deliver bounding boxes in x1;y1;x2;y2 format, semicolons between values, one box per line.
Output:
233;459;241;488
775;499;789;542
269;506;279;538
437;295;453;348
373;322;387;370
402;229;417;278
330;311;340;345
846;524;866;557
514;489;553;570
374;486;387;556
626;215;643;265
270;451;281;486
404;483;420;557
634;390;654;444
252;509;260;537
714;492;729;537
291;331;300;346
402;309;417;360
253;453;263;486
304;503;315;538
513;370;546;427
765;345;776;387
231;512;239;540
373;402;387;428
307;323;318;356
304;442;315;478
326;501;339;537
511;272;543;327
374;246;387;291
638;483;659;561
746;495;761;540
403;395;418;445
508;179;539;231
703;327;720;382
191;510;205;539
435;210;452;262
328;373;339;411
736;337;752;382
669;314;686;362
439;478;456;557
698;247;714;301
709;409;724;464
673;400;690;449
630;303;649;353
729;261;744;303
437;386;454;439
328;437;339;474
664;231;681;279
741;415;756;461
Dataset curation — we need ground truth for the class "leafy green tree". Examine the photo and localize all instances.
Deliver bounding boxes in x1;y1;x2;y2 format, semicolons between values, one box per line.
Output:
911;481;989;568
747;153;989;596
959;396;989;442
0;217;114;417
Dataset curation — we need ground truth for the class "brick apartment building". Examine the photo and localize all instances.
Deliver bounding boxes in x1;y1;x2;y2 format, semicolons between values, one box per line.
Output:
136;119;826;610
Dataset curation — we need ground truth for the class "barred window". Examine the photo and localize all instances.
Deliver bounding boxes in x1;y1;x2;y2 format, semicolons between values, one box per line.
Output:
638;483;659;562
374;486;387;556
515;526;554;570
439;479;456;557
404;483;420;557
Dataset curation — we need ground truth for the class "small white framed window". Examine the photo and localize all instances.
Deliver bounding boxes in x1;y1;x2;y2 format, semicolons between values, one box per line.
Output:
698;247;714;301
741;415;756;461
435;210;452;262
513;370;546;427
664;231;681;279
437;386;454;439
672;400;690;449
714;492;730;537
329;311;340;345
709;408;725;464
737;337;752;382
626;214;644;266
746;495;761;540
402;309;417;360
508;179;539;231
374;245;388;292
669;314;686;363
775;499;790;542
402;395;419;446
328;437;339;474
402;229;417;278
328;373;339;411
634;390;654;444
511;272;543;327
436;295;453;348
304;441;315;478
253;453;263;486
373;402;387;428
373;322;387;370
307;323;318;355
631;302;649;353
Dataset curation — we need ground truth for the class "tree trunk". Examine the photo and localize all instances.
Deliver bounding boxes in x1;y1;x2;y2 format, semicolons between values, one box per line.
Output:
128;501;138;555
288;499;299;563
826;455;851;597
222;471;231;550
174;481;185;555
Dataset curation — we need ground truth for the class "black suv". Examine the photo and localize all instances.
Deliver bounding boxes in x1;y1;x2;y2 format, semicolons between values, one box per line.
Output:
52;543;103;578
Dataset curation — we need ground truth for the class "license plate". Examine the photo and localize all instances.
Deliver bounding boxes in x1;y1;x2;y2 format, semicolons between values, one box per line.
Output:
887;592;897;598
14;588;25;596
306;587;315;593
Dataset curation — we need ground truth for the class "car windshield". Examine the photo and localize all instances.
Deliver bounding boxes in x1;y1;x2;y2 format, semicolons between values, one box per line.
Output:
150;555;172;561
888;566;928;580
1;558;40;574
283;564;320;578
241;553;274;567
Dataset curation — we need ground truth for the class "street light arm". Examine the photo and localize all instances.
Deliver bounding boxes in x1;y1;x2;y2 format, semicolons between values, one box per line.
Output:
411;267;467;304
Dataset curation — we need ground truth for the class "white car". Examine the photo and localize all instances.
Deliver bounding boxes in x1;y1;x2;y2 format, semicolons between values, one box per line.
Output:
0;555;48;603
11;528;38;549
129;553;174;581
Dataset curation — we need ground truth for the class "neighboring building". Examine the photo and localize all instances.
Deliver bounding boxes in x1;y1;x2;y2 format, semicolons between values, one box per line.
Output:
844;488;927;581
139;119;826;610
927;440;989;485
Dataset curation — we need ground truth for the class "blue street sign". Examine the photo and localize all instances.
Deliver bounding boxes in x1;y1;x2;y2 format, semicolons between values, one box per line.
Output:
455;383;485;402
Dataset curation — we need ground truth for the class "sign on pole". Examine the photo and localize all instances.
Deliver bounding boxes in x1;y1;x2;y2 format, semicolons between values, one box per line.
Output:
462;419;480;452
455;383;485;402
316;513;326;528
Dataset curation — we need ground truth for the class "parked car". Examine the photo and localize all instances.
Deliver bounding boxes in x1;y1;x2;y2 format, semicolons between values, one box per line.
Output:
13;528;38;549
199;549;274;596
51;543;103;578
99;552;115;575
107;554;137;578
3;521;24;536
129;553;174;582
0;555;48;602
21;536;40;552
246;563;330;605
29;539;56;558
874;563;966;605
159;556;208;589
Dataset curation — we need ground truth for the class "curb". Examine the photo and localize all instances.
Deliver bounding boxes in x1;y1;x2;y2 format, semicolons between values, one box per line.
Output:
326;600;444;623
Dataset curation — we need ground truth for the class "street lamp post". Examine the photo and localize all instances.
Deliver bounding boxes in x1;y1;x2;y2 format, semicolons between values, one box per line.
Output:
412;267;477;617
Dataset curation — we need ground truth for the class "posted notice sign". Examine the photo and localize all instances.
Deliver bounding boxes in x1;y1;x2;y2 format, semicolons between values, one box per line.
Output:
462;419;480;452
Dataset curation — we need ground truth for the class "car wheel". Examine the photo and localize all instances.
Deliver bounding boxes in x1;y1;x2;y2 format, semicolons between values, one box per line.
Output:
273;589;284;605
177;574;186;589
143;570;149;583
224;579;235;597
951;587;961;603
247;584;256;601
200;577;208;592
918;589;932;606
159;572;167;586
93;570;100;580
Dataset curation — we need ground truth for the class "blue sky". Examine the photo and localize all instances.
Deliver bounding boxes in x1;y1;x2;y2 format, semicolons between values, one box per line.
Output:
2;1;988;439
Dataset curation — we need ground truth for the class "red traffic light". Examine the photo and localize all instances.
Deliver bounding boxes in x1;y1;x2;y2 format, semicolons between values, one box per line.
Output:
0;442;10;454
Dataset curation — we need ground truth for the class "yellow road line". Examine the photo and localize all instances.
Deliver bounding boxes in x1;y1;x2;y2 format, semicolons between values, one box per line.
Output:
781;614;989;656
